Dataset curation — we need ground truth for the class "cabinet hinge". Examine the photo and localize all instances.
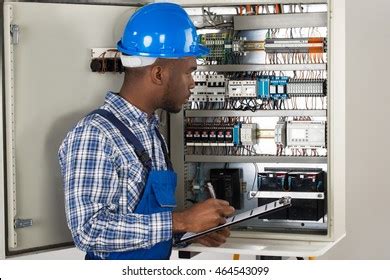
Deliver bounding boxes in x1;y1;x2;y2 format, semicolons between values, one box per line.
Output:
14;218;33;229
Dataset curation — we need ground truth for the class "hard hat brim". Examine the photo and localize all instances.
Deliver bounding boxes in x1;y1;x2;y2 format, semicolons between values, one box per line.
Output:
117;40;210;58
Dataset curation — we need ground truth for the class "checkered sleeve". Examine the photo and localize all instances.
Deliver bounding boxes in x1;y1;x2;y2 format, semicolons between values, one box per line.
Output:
58;124;172;253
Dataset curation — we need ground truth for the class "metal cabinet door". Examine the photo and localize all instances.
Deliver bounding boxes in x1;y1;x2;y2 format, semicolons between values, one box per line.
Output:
2;1;138;255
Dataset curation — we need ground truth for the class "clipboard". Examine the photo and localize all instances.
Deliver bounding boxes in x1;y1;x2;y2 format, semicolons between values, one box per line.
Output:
176;197;292;244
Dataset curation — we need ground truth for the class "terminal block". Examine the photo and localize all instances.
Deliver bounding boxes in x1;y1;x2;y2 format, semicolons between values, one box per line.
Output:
240;123;257;145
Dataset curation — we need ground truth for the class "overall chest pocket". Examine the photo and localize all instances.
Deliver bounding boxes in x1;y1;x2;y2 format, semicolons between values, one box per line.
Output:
149;170;177;209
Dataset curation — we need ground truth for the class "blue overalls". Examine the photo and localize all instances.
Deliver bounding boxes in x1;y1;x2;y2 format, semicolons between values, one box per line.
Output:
85;109;177;260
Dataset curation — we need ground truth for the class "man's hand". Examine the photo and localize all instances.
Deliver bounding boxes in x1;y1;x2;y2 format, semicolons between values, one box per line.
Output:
172;198;235;233
193;228;230;247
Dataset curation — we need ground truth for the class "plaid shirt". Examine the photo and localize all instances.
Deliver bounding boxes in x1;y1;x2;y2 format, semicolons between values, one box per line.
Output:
58;92;172;259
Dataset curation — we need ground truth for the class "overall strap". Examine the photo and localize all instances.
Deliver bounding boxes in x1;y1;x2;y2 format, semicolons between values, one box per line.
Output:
154;128;174;171
89;109;152;171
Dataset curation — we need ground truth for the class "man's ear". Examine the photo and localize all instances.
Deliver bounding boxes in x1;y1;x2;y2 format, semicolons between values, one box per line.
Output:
150;65;166;85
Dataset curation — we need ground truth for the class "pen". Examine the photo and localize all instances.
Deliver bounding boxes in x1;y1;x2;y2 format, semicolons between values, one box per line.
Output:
206;182;216;199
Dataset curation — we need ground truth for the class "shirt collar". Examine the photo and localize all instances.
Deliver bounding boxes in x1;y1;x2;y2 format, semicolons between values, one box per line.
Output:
104;92;159;127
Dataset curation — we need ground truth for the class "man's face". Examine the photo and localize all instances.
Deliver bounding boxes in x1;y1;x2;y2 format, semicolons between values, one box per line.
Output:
161;57;197;113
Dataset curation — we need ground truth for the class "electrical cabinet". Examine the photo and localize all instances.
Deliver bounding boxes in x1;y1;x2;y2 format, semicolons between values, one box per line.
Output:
171;0;345;258
0;0;345;259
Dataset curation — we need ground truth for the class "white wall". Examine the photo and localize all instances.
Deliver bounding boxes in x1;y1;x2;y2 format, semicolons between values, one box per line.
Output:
322;0;390;259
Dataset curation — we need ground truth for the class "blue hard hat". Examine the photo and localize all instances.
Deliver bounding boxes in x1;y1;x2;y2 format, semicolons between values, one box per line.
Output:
117;2;209;58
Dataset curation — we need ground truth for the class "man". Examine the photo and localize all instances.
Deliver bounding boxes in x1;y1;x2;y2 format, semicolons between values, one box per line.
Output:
58;2;234;260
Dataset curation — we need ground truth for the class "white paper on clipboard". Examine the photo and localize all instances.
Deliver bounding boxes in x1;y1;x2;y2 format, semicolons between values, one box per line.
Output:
177;197;292;244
